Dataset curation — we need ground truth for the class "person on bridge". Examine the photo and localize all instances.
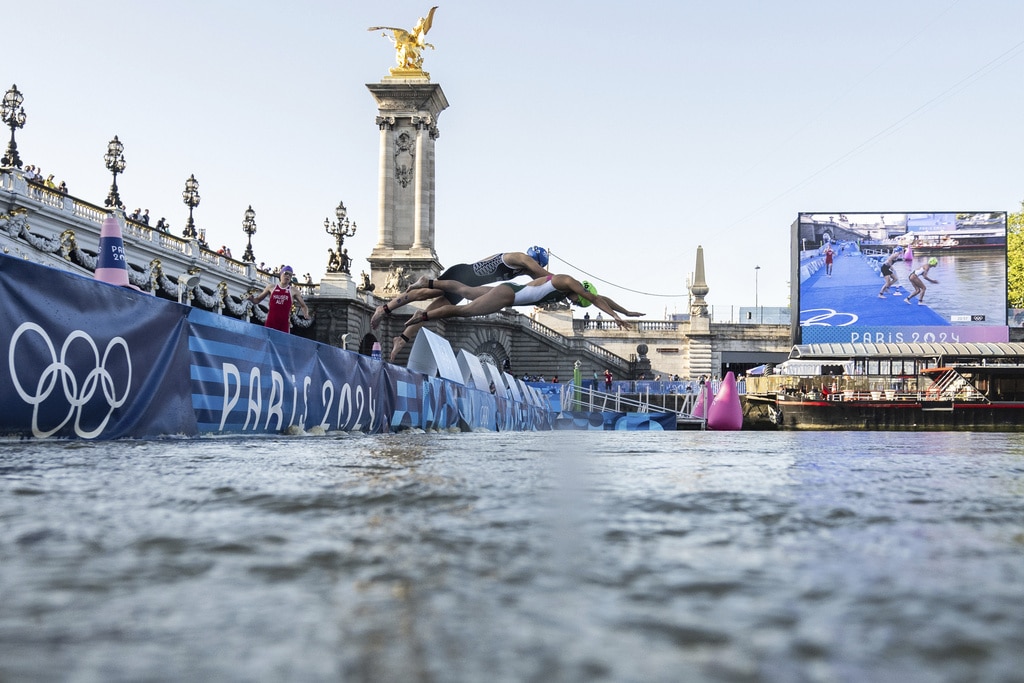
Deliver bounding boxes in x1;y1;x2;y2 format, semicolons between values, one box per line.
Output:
248;265;310;333
401;274;644;331
372;247;552;361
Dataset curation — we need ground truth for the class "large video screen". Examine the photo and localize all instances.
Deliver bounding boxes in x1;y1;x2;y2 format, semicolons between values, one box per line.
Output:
793;212;1008;344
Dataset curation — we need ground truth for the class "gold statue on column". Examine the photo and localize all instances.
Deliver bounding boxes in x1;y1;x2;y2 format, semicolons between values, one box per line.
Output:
369;6;438;74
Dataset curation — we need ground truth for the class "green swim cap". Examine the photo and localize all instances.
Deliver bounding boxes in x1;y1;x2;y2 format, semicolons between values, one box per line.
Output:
928;257;938;266
576;280;598;307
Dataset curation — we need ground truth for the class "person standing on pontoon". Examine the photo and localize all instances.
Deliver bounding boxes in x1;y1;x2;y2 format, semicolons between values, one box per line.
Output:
878;245;905;298
905;258;939;305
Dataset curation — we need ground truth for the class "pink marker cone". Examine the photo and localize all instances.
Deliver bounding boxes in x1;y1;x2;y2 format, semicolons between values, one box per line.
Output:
94;213;130;287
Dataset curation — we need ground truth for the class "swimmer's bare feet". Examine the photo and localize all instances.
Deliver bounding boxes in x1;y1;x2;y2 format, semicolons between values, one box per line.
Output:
406;276;432;292
370;302;391;330
389;333;410;362
405;310;429;327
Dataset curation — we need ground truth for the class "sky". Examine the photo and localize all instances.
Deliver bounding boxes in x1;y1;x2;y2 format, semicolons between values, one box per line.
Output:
6;0;1024;319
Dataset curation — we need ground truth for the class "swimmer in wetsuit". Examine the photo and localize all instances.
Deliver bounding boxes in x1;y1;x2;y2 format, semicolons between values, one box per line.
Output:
372;247;551;360
905;258;939;305
878;245;904;298
402;273;644;330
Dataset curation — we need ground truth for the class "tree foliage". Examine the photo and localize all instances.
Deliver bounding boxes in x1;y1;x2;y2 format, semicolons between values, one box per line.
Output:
1009;201;1024;309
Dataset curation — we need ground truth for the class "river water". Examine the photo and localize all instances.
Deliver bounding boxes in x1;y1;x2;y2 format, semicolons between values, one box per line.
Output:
2;431;1023;682
908;251;1005;321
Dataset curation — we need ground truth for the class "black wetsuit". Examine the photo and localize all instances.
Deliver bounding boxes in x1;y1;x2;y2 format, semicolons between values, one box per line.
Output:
439;254;527;304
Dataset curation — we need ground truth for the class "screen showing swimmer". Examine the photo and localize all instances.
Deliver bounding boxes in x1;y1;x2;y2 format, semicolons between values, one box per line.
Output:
792;212;1008;344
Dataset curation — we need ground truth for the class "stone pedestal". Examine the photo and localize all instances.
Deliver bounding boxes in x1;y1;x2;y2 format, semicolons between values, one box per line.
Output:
317;272;359;299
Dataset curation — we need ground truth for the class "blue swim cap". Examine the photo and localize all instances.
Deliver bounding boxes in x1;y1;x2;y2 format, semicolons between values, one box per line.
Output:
576;280;598;307
526;246;549;268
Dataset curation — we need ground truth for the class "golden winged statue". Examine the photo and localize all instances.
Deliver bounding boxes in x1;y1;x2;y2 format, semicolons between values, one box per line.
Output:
368;6;438;71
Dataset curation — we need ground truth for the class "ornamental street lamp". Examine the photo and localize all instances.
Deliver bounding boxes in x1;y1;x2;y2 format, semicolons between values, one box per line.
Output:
182;174;200;239
324;200;356;273
103;135;126;209
1;84;27;168
241;204;257;262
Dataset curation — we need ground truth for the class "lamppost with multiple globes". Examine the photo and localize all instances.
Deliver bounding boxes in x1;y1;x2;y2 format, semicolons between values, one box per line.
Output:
103;135;126;209
1;84;26;168
241;205;257;263
324;200;356;273
182;174;200;239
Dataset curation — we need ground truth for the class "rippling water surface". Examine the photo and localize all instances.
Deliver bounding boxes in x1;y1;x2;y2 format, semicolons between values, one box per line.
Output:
2;431;1024;682
906;251;1004;319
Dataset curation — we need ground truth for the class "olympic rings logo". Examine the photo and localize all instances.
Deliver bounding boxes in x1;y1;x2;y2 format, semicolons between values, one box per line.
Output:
9;322;132;438
800;308;859;326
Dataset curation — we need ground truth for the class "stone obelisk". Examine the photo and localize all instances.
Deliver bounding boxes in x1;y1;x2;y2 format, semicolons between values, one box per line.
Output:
689;244;710;321
687;245;713;378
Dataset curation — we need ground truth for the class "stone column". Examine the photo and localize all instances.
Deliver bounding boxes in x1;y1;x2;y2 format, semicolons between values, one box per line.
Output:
411;114;432;250
366;80;448;296
375;116;395;249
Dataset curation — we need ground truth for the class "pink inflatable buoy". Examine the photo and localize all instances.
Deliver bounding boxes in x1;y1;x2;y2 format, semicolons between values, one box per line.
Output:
707;371;743;431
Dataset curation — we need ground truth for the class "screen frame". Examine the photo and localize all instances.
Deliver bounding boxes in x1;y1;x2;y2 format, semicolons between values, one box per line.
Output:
792;211;1008;345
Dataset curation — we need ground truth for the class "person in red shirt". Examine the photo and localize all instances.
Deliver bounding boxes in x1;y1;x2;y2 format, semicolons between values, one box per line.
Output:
248;265;310;333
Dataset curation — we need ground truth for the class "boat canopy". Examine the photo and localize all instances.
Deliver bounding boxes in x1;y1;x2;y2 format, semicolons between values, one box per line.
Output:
774;359;855;376
790;342;1024;360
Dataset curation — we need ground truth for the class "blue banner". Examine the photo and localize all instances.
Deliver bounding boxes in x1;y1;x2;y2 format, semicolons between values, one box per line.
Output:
0;257;194;438
0;253;584;439
189;308;411;434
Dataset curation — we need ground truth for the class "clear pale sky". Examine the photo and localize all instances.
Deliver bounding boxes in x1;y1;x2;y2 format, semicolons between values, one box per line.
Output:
7;1;1023;318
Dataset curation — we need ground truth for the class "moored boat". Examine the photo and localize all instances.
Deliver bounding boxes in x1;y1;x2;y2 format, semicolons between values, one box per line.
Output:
905;227;1005;253
744;342;1024;431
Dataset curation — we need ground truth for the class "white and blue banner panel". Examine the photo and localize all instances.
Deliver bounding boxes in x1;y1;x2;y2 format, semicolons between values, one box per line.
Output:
187;309;385;434
0;256;195;439
554;410;675;431
0;255;552;439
